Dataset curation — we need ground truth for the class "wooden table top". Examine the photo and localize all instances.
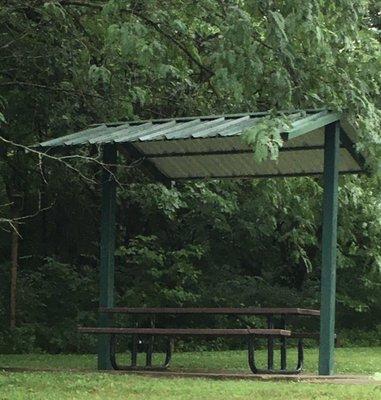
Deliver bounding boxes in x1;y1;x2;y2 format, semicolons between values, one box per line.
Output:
99;307;320;316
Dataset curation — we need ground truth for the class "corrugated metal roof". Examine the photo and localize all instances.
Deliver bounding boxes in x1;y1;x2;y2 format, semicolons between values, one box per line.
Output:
37;110;328;147
36;109;365;180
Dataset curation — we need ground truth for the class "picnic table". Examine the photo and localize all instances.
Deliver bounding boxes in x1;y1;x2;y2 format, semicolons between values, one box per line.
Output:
79;307;320;374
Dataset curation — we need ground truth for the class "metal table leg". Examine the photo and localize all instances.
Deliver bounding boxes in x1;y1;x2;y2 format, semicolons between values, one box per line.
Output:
109;334;173;371
280;314;287;371
267;315;274;371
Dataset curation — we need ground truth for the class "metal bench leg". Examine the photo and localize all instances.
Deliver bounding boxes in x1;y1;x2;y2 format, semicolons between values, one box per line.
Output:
296;338;304;372
109;334;119;370
247;335;258;373
110;334;138;370
280;315;287;371
280;336;287;371
278;314;303;374
109;334;143;370
248;335;288;375
267;316;274;372
131;334;138;367
146;336;154;367
248;334;303;375
163;338;174;368
146;336;173;369
116;335;173;370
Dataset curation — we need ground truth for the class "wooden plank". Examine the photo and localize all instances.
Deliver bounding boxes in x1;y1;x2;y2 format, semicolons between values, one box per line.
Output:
78;327;291;337
99;307;320;316
319;122;340;376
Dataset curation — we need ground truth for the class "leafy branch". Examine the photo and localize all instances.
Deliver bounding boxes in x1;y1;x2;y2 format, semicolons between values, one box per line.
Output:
242;115;291;163
135;13;214;78
59;1;214;78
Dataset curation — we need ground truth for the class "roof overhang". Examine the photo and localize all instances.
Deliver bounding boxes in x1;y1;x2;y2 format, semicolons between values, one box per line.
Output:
35;109;366;181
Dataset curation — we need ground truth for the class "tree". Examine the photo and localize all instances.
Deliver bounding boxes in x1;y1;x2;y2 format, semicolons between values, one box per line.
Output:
0;0;380;347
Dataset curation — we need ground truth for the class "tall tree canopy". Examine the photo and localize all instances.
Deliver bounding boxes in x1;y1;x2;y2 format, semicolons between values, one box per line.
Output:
0;1;380;351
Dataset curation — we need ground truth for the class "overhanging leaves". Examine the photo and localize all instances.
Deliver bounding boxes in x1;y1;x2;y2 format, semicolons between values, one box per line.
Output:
242;115;291;163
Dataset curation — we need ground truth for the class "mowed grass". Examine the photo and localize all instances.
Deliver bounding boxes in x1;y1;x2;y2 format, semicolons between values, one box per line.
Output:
1;347;380;374
0;348;380;400
0;372;381;400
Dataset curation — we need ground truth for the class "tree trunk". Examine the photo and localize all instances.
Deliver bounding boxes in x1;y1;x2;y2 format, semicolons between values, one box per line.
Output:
10;205;20;329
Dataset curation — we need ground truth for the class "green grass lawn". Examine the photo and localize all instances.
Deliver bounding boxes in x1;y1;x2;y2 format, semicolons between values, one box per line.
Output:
0;348;380;400
0;372;380;400
1;347;380;374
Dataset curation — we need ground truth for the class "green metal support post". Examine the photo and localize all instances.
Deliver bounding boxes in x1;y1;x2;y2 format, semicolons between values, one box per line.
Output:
98;144;117;370
319;122;340;375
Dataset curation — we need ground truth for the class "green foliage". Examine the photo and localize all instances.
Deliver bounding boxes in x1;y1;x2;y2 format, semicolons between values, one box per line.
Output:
243;115;289;162
339;327;381;347
0;0;380;354
0;257;98;353
0;326;37;354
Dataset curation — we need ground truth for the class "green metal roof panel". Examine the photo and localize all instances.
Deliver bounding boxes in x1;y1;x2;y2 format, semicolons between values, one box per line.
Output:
149;148;361;180
285;111;341;139
35;109;364;180
139;119;200;141
92;123;153;144
38;110;323;148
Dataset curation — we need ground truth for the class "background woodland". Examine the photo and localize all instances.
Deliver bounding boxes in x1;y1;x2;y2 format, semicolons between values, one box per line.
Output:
0;0;380;352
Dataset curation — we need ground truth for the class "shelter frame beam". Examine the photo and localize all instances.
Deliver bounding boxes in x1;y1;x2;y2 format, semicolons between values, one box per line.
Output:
319;122;340;375
98;144;117;370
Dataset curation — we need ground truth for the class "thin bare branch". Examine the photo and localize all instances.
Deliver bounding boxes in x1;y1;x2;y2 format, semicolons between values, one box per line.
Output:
0;81;103;98
59;0;104;10
0;135;99;184
0;135;143;188
0;31;29;50
0;203;54;236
